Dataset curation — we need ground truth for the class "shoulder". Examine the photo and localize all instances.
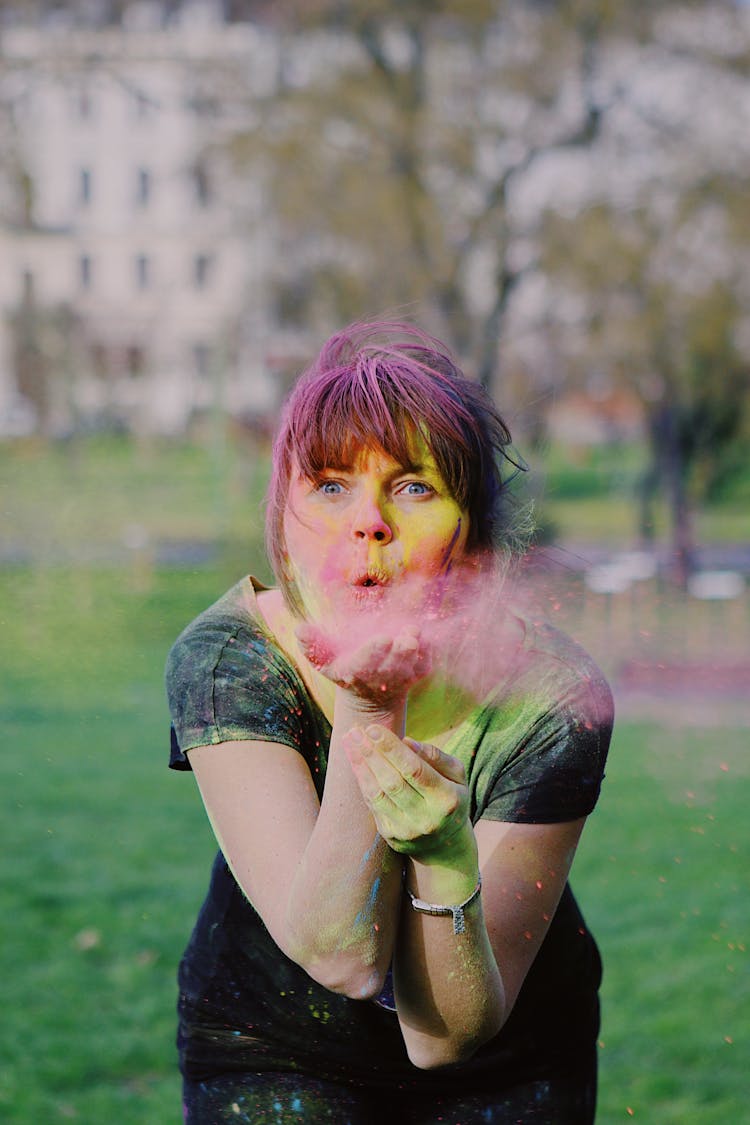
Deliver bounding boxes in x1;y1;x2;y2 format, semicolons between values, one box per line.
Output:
518;618;614;735
166;578;315;757
470;621;614;823
165;578;267;689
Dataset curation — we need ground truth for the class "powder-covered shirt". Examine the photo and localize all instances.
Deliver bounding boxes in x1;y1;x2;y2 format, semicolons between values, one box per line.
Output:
166;577;613;1092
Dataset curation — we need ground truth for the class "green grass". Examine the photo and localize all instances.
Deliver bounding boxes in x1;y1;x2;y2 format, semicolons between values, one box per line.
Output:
3;434;747;1119
537;493;750;546
2;563;747;1122
575;722;748;1122
1;567;222;1122
1;433;272;563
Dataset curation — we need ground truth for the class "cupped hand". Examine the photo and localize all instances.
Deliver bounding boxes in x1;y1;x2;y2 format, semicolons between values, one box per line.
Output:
296;622;432;706
342;725;471;857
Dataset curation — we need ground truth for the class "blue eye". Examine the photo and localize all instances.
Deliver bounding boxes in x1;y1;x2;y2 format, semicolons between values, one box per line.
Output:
318;480;343;495
402;481;432;496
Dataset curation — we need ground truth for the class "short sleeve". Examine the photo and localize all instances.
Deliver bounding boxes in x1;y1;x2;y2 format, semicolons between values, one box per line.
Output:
472;655;614;825
165;613;318;770
481;675;616;828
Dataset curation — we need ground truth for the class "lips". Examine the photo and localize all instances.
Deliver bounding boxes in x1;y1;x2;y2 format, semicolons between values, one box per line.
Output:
348;568;392;605
351;568;391;588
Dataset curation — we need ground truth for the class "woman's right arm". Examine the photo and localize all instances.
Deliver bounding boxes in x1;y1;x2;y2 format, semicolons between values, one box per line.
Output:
187;690;405;1000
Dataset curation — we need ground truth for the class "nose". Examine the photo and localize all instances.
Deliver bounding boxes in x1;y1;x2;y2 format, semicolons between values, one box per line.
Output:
351;495;393;543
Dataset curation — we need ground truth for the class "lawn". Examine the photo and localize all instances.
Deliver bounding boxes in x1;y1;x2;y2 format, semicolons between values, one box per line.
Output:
2;563;746;1123
3;434;747;1120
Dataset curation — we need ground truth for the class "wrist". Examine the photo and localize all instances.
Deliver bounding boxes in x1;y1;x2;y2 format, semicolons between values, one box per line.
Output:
333;688;407;736
408;822;479;903
406;873;482;935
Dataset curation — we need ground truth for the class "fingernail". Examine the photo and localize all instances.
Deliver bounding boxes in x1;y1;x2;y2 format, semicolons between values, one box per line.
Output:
348;727;364;746
366;725;384;742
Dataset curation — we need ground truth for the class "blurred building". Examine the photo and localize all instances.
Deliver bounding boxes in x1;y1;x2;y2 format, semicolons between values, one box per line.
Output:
0;1;285;435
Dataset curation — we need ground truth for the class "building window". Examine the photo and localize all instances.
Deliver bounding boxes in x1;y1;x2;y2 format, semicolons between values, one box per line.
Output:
79;255;93;290
135;254;150;290
133;90;154;120
126;345;146;377
76;87;93;120
186;79;219;119
193;253;213;289
193;342;211;378
91;343;108;379
136;167;151;207
79;168;92;206
191;162;211;208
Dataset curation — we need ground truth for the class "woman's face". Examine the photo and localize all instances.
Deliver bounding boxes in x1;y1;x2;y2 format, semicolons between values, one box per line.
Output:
282;435;469;621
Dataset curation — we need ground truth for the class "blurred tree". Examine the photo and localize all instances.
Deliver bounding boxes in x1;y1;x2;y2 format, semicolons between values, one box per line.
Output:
539;197;750;581
235;0;633;387
228;0;747;413
7;276;83;435
213;0;750;579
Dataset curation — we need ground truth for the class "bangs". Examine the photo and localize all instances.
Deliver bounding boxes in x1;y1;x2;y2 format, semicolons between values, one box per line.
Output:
282;348;485;510
291;367;416;479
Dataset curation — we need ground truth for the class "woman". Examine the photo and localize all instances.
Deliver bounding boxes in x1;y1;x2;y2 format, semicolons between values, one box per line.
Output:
166;321;614;1124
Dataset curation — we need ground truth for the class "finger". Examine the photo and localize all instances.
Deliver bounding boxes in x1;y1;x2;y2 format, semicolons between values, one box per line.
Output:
391;627;420;654
326;635;395;681
343;736;405;816
345;727;429;814
379;642;432;686
363;726;442;797
402;738;466;785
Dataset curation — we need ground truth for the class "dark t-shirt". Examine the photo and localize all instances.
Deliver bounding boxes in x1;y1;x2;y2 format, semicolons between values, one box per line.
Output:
166;577;613;1092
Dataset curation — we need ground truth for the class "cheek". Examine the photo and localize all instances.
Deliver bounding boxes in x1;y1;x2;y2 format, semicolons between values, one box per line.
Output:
402;512;468;569
316;552;347;587
283;511;347;585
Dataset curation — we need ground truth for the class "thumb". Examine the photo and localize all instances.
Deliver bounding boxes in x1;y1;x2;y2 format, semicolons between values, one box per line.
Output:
403;738;466;784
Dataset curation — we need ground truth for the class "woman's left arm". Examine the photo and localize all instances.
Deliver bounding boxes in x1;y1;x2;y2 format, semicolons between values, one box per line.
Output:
343;725;586;1069
396;816;586;1069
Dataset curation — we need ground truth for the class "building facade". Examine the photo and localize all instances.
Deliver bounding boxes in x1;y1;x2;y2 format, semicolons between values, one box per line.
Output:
0;2;282;435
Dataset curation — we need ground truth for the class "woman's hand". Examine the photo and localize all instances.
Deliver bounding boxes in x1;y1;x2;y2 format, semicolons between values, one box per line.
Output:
342;725;471;858
296;622;431;706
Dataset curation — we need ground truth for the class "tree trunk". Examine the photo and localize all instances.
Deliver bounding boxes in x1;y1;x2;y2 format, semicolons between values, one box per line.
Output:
653;400;694;586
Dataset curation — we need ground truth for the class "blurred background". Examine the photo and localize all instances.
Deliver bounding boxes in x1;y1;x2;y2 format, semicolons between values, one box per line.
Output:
1;1;747;1121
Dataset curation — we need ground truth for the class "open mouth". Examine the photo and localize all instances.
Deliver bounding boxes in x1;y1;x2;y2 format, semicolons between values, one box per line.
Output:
349;569;392;600
352;569;390;589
